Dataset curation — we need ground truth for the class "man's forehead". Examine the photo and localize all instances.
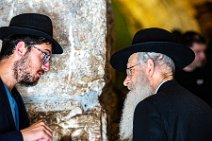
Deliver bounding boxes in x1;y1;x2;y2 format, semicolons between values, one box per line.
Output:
127;53;139;65
192;43;207;50
38;43;53;54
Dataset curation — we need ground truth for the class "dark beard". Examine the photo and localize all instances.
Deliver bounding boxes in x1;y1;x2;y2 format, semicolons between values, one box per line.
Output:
18;72;39;87
13;56;39;86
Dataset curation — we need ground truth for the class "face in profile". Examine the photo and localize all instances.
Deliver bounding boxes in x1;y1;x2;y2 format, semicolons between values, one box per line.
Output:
120;53;154;139
191;43;207;68
13;43;51;86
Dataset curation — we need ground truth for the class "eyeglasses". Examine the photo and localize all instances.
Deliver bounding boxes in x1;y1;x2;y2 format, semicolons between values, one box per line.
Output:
126;63;140;77
31;45;51;65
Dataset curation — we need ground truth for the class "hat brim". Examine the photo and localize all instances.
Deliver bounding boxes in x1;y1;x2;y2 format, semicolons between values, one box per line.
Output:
0;26;63;54
110;41;195;72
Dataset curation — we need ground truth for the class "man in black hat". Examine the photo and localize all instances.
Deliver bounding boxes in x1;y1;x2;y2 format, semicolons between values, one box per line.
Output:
110;28;212;141
0;13;63;141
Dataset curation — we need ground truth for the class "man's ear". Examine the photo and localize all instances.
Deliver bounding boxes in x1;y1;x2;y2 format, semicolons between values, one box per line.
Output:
145;59;155;78
14;41;28;56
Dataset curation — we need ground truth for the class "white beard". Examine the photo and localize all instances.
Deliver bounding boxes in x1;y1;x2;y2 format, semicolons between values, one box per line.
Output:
119;74;154;140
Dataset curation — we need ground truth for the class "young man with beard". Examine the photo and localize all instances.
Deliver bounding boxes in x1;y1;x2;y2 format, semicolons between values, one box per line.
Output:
0;13;63;141
110;28;212;141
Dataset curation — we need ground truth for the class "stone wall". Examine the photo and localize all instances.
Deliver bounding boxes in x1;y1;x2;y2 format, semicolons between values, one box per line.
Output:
0;0;110;140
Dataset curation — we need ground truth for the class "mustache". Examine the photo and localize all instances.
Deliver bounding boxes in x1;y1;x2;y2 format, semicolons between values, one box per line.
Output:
37;70;45;75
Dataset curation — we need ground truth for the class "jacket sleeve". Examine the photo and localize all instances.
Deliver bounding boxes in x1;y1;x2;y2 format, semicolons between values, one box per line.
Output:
133;100;167;141
0;131;23;141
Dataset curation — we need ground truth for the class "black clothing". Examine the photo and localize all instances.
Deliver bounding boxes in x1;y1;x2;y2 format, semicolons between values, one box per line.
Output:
133;80;212;141
0;79;30;141
175;67;211;106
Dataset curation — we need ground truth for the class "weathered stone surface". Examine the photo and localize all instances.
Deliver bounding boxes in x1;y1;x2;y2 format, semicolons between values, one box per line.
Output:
0;0;108;140
27;107;106;141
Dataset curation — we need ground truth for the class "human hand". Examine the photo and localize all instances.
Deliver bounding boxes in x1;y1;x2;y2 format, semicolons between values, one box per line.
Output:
20;120;53;141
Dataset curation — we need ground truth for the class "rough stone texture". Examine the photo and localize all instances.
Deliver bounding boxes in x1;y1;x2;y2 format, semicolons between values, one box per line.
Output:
0;0;108;140
99;1;123;140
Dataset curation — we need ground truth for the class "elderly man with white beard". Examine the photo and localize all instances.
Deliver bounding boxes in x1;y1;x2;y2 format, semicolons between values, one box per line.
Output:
110;28;212;141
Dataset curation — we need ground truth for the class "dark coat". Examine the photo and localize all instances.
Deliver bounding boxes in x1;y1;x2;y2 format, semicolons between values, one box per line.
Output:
133;80;212;141
175;67;212;107
0;79;30;141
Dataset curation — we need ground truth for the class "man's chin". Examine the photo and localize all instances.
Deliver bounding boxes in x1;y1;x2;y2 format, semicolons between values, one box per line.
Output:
19;79;39;87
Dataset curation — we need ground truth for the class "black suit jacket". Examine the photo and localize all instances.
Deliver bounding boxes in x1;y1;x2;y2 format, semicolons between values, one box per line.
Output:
133;80;212;141
0;79;29;141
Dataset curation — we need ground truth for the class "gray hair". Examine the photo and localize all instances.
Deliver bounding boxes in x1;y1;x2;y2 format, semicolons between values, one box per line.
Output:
137;52;175;73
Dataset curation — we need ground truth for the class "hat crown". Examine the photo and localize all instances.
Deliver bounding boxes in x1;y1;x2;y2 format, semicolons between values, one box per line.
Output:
132;28;175;45
9;13;53;37
0;13;63;54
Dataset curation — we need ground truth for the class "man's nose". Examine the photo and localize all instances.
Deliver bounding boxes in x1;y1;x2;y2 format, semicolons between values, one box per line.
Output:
123;76;130;87
201;52;206;60
42;62;50;72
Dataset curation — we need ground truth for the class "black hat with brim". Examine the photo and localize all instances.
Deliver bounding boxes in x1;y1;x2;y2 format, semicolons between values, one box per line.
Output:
110;28;195;72
0;13;63;54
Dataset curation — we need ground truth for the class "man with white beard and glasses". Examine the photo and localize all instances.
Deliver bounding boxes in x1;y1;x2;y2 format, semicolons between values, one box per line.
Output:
110;28;212;141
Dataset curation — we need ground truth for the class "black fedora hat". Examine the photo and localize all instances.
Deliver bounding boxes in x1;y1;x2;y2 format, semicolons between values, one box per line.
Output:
110;28;195;72
0;13;63;54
